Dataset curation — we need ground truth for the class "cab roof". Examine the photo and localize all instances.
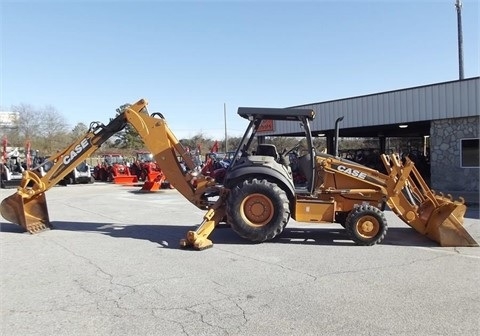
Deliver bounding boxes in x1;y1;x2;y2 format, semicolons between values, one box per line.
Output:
237;107;315;121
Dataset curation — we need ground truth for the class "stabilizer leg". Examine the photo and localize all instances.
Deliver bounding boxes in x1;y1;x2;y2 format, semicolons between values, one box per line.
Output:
180;194;227;250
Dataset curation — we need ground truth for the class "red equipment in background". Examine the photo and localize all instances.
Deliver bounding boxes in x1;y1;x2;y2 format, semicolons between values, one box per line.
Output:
93;154;138;184
130;150;172;191
200;141;228;183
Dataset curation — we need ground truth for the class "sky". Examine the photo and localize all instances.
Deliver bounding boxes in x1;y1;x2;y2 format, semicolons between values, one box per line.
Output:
1;0;479;140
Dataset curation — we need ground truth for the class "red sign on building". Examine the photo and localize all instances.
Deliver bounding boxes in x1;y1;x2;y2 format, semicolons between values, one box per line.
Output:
258;120;274;133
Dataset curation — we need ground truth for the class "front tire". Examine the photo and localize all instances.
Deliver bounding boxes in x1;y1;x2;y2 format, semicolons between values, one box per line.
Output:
226;178;290;242
345;204;388;246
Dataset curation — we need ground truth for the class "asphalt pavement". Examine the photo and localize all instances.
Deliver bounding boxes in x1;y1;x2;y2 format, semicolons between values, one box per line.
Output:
1;183;479;336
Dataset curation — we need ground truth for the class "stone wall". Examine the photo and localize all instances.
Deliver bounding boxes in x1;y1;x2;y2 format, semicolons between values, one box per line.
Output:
430;116;479;193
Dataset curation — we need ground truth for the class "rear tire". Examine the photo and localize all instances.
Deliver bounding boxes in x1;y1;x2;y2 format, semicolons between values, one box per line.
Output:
226;178;290;242
345;204;387;246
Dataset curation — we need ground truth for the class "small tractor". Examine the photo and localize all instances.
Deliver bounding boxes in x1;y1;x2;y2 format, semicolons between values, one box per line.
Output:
200;141;230;184
92;153;137;184
130;150;171;191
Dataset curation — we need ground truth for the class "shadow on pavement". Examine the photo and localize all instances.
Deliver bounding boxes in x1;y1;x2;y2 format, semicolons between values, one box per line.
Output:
0;222;24;233
465;206;480;220
0;220;243;249
1;220;439;248
272;227;436;247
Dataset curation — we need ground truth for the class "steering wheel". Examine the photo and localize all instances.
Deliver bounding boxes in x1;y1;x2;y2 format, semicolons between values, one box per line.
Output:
282;141;303;156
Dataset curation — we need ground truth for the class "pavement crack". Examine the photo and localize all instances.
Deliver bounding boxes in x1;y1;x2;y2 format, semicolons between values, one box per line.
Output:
48;239;137;310
217;248;318;281
55;200;130;223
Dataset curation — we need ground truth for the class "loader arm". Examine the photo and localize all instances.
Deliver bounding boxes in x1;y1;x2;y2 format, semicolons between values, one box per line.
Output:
380;154;477;247
317;153;477;247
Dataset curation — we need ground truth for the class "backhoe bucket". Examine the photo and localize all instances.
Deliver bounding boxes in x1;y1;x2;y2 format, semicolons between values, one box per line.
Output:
0;192;51;233
422;199;477;247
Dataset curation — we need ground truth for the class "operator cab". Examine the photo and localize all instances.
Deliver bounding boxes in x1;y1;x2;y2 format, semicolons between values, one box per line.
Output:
227;107;316;195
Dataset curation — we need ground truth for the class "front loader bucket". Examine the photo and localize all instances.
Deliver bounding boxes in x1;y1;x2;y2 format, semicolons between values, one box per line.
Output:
0;192;52;233
423;200;477;247
113;175;138;185
147;172;161;182
382;154;478;247
140;181;160;192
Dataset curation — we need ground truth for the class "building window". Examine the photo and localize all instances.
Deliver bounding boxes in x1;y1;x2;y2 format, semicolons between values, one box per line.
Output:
461;138;479;168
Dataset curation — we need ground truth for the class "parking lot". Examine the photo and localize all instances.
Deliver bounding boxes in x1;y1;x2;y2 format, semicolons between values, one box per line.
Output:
1;183;479;336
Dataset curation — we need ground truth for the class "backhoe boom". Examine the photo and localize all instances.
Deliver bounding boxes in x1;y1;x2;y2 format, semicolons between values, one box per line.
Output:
0;108;131;232
0;99;219;240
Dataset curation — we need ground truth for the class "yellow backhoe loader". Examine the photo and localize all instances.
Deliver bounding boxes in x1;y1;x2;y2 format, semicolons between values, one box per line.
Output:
1;99;477;249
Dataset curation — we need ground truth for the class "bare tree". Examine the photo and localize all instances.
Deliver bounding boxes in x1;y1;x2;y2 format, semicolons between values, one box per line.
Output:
10;103;69;155
225;137;241;152
70;122;89;141
12;103;42;141
268;137;301;153
39;105;69;153
180;132;212;153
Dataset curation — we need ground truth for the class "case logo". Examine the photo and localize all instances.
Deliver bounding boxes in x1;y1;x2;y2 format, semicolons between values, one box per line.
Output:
63;138;91;165
337;165;367;179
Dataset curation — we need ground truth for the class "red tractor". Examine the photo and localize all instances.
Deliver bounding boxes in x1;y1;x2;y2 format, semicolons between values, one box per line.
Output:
200;141;236;184
201;152;228;184
130;150;171;191
93;154;138;184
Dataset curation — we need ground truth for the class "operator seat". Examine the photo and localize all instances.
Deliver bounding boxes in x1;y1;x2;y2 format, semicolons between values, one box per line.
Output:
256;144;278;160
297;153;314;186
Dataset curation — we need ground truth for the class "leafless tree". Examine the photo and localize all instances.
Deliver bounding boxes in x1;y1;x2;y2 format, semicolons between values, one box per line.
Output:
9;104;69;155
11;103;42;141
70;122;89;141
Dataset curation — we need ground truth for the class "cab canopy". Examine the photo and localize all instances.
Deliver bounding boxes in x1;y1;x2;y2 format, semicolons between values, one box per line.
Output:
237;107;315;121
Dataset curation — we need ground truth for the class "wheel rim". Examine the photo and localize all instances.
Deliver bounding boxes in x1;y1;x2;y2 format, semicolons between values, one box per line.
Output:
355;215;380;239
240;193;274;227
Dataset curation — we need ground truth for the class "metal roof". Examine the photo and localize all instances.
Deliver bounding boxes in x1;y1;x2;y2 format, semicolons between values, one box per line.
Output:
260;77;479;138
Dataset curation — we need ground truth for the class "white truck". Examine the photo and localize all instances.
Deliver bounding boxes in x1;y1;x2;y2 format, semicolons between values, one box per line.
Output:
57;161;95;185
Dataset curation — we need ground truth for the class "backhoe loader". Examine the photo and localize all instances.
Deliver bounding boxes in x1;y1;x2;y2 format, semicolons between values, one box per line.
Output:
1;99;477;249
